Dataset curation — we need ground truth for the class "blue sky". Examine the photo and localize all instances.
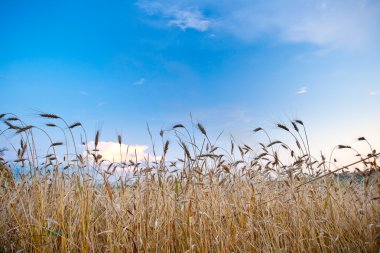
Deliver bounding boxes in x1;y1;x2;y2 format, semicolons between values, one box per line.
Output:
1;0;380;163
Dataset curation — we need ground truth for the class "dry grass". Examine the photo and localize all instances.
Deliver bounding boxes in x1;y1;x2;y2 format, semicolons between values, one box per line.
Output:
0;113;379;252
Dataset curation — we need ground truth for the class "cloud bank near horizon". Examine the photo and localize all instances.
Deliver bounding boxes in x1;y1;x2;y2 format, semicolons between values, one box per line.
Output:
86;141;152;163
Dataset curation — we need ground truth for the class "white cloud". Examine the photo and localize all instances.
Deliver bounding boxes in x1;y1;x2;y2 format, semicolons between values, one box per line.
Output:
137;1;211;31
133;78;146;86
86;141;151;163
296;86;307;94
138;0;380;51
168;9;210;31
369;90;380;96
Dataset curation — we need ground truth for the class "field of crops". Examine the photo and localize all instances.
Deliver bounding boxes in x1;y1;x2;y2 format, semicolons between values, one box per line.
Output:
1;113;379;252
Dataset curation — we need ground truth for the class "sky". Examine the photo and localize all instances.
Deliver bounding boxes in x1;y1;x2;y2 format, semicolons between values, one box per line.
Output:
1;0;380;164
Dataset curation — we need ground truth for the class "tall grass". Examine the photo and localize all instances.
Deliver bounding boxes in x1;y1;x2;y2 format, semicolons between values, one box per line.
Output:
0;113;379;252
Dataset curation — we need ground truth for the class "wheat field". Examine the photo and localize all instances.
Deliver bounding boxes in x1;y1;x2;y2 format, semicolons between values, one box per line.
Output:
0;113;379;252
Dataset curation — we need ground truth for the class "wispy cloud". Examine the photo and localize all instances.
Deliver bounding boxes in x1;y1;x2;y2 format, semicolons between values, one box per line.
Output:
276;0;380;51
168;9;210;31
80;91;88;95
137;1;211;31
369;90;380;96
138;0;380;51
133;78;146;86
296;86;307;94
